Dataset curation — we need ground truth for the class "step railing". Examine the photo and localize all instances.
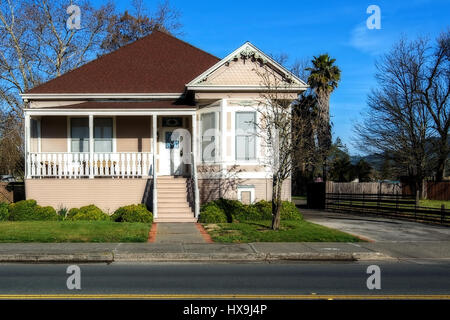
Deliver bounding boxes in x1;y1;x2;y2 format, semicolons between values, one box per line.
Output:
27;152;153;178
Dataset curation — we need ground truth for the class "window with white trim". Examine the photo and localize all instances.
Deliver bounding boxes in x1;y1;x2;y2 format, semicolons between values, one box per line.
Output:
70;118;89;152
235;112;256;161
238;186;255;204
201;112;216;161
94;118;113;152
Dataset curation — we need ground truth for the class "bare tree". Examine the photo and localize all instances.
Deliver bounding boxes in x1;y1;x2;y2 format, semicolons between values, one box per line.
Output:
355;37;434;197
0;0;114;116
248;57;309;230
100;0;182;53
415;31;450;181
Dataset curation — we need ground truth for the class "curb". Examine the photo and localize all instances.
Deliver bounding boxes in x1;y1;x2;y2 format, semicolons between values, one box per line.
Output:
0;252;392;263
0;253;113;263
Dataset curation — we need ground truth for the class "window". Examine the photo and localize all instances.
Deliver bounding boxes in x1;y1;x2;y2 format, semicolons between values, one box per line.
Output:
238;186;255;204
70;118;113;152
71;118;89;152
235;112;256;160
94;118;113;152
201;112;216;161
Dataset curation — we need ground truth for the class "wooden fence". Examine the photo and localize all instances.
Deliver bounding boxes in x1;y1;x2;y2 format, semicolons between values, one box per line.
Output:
326;193;450;226
402;181;450;200
0;182;13;203
326;181;401;195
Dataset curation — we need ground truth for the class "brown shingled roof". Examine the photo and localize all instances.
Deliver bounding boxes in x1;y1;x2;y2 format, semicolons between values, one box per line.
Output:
36;100;196;109
27;31;220;94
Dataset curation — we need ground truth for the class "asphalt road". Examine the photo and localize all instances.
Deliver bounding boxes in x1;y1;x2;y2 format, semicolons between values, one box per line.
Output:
0;260;449;297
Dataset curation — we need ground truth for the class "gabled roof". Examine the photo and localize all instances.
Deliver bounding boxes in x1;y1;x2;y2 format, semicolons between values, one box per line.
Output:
27;31;220;94
186;42;308;91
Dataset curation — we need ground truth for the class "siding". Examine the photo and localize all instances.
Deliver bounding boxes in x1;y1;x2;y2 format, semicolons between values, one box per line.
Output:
41;116;67;152
116;116;152;152
25;179;151;213
198;178;291;204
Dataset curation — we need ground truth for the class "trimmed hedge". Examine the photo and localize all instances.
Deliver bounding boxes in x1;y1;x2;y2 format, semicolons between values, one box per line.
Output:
199;198;302;223
111;204;153;223
198;205;227;223
0;202;9;221
65;205;110;221
8;200;60;221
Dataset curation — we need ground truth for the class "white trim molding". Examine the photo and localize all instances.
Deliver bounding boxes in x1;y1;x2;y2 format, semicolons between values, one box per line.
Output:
186;42;309;90
20;93;184;100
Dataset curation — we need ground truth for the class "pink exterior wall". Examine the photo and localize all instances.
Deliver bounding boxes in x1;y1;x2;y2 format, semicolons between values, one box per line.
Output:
116;116;152;152
25;179;151;213
41;116;67;152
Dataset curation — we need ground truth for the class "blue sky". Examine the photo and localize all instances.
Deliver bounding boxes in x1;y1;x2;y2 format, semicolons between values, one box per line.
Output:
109;0;449;154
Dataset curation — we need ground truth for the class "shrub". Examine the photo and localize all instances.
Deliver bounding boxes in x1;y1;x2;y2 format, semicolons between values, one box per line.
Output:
199;205;227;223
111;204;153;223
0;202;9;221
57;207;68;219
34;206;60;221
8;200;59;221
199;198;303;222
65;205;110;221
281;201;303;220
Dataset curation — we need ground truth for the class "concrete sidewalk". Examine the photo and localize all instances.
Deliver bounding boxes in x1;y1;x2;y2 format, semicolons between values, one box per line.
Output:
0;241;449;263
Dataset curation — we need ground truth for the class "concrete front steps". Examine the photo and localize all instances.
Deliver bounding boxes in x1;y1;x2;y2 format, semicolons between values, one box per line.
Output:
154;176;197;223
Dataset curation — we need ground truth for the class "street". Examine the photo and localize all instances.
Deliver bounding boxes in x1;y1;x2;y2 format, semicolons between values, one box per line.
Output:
0;260;449;297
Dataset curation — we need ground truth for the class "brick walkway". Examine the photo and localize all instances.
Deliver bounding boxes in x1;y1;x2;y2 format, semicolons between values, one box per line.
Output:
151;223;210;243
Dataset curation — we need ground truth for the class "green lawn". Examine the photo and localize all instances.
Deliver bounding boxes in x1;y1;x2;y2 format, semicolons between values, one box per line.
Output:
203;220;363;243
419;199;450;209
0;221;151;243
292;196;307;201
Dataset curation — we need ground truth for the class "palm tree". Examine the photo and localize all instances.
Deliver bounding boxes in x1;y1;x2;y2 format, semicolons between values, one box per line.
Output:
306;54;341;181
306;54;341;121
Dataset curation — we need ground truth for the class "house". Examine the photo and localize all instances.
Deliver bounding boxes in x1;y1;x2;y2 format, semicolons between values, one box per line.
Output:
21;31;307;222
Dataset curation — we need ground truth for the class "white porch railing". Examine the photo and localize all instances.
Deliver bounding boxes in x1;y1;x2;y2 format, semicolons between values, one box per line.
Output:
27;152;153;178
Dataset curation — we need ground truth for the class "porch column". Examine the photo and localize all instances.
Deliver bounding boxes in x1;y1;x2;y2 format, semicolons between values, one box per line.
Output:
192;114;200;218
89;114;94;179
152;114;158;219
25;113;31;179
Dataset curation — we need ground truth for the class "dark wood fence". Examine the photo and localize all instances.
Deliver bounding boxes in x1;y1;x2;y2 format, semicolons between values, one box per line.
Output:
326;193;450;226
0;182;25;203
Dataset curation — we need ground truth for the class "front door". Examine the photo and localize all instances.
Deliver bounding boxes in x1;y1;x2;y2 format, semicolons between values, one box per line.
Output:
159;128;183;176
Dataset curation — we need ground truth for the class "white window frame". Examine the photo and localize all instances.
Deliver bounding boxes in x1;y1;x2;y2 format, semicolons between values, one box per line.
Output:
197;103;221;164
67;116;116;153
237;185;255;204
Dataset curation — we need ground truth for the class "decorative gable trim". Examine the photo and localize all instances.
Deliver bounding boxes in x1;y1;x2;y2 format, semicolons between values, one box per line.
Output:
186;42;308;91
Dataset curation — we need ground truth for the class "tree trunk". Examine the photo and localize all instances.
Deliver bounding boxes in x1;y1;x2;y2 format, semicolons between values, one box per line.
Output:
435;136;448;182
271;178;283;230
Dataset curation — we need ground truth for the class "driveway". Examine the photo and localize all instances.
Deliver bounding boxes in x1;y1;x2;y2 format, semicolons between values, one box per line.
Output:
301;208;450;242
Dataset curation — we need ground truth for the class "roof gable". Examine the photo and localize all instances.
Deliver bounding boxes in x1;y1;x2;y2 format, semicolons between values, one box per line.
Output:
187;42;308;90
27;31;220;94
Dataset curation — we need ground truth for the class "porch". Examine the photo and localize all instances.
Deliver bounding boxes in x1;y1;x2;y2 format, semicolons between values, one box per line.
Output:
23;108;201;220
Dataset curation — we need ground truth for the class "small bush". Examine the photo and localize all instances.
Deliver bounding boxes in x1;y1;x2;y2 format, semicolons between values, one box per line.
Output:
199;198;302;222
7;200;59;221
281;201;303;220
111;204;153;223
8;200;37;221
65;205;110;221
57;207;68;219
0;202;9;221
198;205;227;223
34;206;60;221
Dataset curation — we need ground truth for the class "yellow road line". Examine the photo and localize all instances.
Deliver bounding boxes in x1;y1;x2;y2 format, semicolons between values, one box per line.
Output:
0;294;449;300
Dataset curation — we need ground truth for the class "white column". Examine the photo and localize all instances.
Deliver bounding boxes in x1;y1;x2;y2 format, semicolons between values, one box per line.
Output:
152;115;158;219
25;113;31;179
192;113;200;218
89;114;94;179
